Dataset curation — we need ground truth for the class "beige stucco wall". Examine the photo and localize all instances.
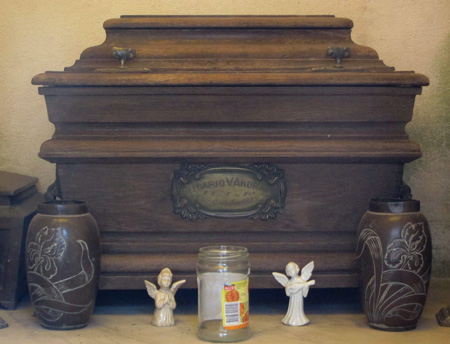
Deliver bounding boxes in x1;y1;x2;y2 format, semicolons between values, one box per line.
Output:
1;1;449;276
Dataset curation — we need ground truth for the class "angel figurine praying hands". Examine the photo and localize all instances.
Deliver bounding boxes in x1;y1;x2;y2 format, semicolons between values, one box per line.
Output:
273;261;316;326
144;268;186;327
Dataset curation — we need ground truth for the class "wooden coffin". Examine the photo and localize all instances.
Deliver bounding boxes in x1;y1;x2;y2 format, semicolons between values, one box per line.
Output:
32;16;428;289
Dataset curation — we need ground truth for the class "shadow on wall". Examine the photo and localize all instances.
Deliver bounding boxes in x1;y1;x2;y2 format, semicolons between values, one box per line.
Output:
404;32;450;278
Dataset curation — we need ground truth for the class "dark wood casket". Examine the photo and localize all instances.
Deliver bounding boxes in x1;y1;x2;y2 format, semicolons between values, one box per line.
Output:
32;16;428;289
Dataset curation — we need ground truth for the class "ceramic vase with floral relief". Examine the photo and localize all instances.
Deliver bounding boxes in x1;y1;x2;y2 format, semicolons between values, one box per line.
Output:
26;200;101;330
356;198;432;331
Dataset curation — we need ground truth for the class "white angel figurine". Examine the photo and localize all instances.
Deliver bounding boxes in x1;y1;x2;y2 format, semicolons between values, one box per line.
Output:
144;268;186;327
272;261;316;326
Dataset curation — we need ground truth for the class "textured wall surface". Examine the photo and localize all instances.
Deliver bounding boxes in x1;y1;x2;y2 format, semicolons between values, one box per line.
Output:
0;1;449;276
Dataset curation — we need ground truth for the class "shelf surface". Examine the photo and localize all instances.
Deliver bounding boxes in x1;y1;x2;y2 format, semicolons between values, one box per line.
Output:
1;278;449;343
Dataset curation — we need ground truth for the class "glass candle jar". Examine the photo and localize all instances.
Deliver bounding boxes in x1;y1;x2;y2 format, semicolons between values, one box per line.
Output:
197;246;251;342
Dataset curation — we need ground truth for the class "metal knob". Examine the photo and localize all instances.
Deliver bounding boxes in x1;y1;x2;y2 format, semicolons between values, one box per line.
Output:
112;47;136;68
326;47;351;68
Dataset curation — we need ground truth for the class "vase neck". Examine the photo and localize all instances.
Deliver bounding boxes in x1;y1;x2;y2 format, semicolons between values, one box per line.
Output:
368;198;420;213
38;200;89;215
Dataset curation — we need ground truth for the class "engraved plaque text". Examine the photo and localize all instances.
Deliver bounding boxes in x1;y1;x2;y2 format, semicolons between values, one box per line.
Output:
171;164;286;220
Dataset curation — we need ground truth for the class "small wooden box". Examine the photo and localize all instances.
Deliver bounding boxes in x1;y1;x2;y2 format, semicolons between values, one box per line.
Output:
32;16;428;289
0;171;43;309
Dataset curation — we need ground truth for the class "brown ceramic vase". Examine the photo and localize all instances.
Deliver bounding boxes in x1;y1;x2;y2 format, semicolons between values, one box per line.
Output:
356;198;432;331
26;201;101;330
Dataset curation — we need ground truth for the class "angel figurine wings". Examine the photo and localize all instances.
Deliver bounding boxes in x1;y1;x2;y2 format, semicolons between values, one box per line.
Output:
272;261;316;326
144;268;186;327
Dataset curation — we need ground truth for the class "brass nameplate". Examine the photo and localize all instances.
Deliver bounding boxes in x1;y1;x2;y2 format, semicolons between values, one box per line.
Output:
172;164;286;220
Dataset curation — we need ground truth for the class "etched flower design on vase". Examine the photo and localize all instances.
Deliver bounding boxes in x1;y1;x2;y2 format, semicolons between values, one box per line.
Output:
26;226;95;323
27;227;66;280
384;222;427;272
356;221;430;327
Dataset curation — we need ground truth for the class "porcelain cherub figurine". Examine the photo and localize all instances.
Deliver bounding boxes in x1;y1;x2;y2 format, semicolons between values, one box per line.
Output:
144;268;186;327
273;261;316;326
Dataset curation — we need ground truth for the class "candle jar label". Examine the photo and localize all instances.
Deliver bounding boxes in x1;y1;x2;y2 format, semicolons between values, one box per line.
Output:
221;278;249;330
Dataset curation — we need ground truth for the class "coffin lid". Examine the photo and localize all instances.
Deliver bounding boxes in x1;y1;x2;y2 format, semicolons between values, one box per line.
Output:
0;171;37;198
32;15;429;87
0;171;38;206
